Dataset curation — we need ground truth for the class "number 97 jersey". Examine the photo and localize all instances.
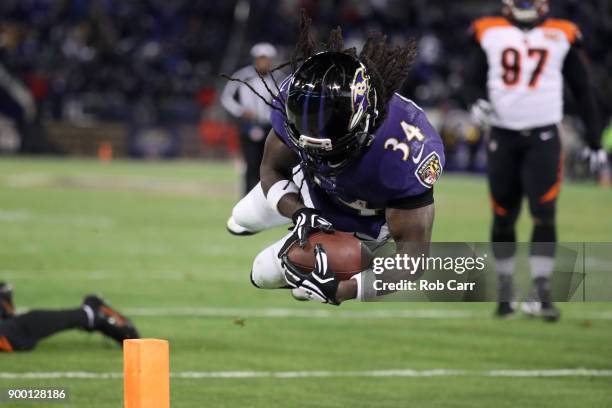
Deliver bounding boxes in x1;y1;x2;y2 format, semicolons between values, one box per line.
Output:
471;17;581;130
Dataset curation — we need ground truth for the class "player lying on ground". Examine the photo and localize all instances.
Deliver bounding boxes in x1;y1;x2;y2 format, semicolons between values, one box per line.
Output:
225;13;445;305
467;0;607;321
0;282;138;352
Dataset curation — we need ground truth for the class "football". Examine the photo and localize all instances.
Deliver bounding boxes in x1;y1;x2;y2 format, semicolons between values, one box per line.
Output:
286;231;373;280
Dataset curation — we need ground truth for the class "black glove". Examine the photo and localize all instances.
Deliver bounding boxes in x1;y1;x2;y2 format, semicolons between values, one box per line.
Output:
283;244;340;305
278;208;334;257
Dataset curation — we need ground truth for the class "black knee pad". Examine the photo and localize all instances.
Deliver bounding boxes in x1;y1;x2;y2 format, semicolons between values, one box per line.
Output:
493;203;520;228
492;207;519;242
530;199;556;221
491;208;519;259
532;219;556;242
492;220;516;241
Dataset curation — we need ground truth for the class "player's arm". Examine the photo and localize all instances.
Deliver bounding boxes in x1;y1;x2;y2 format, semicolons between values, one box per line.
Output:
287;202;435;305
464;36;489;107
563;44;603;150
259;129;305;218
464;25;492;125
261;130;335;252
386;202;434;243
334;199;435;303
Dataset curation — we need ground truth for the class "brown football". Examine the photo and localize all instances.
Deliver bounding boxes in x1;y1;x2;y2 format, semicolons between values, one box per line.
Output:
286;231;373;280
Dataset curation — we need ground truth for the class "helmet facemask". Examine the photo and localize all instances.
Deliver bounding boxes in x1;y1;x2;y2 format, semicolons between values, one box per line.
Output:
285;108;375;176
503;0;549;24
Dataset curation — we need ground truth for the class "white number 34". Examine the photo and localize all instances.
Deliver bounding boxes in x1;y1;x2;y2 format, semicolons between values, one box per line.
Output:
384;122;425;161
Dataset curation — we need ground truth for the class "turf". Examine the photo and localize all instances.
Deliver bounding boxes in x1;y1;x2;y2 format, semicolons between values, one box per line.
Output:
0;157;611;407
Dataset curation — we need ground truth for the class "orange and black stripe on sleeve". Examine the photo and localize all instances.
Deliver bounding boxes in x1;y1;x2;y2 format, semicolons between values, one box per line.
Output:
471;17;512;43
0;336;14;352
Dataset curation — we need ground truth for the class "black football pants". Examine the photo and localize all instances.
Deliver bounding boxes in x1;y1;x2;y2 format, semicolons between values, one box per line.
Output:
239;126;268;196
487;125;562;259
0;309;88;352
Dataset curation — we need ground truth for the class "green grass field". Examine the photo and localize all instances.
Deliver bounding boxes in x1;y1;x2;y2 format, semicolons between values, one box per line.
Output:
0;157;611;407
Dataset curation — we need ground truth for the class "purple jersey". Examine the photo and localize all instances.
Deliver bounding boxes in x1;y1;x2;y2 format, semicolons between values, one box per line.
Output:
271;82;445;238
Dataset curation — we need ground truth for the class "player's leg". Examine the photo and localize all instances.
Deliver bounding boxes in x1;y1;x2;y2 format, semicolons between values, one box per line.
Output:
238;127;267;196
1;282;89;352
227;182;291;235
487;128;523;317
245;168;312;288
250;232;292;289
522;126;562;322
0;293;138;352
0;308;90;351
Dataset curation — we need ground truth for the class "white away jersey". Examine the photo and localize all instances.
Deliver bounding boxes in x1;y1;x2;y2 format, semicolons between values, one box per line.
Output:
472;17;580;130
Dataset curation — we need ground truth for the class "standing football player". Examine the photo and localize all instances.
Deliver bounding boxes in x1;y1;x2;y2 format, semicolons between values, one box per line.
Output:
221;43;278;196
225;13;445;305
467;0;607;320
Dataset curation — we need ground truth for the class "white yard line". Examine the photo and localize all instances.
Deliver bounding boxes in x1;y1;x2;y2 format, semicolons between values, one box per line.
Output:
9;307;612;320
124;307;612;320
0;209;113;228
124;307;479;319
1;369;611;380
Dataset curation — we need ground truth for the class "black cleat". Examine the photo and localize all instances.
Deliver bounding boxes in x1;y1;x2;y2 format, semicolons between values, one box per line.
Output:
495;302;516;319
83;295;139;345
541;304;561;322
521;284;561;323
0;282;15;319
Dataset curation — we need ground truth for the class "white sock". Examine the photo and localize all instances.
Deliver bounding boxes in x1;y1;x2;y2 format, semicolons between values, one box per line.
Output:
495;257;515;276
82;305;95;329
530;256;554;279
351;272;364;301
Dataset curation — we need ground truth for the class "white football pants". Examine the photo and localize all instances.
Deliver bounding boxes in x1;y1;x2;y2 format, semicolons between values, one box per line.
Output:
230;181;304;289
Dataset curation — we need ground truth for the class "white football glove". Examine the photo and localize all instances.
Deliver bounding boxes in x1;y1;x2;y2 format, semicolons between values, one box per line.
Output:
581;148;609;174
470;99;494;127
282;244;340;305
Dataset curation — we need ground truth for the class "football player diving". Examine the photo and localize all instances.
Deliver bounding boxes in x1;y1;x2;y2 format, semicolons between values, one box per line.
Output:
467;0;607;320
225;13;445;305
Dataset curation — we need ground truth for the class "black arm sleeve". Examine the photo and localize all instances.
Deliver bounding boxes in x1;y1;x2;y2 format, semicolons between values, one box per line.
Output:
387;188;434;210
563;45;603;149
463;36;489;107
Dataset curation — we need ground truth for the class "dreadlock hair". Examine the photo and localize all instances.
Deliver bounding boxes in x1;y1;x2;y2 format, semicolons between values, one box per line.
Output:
222;9;418;122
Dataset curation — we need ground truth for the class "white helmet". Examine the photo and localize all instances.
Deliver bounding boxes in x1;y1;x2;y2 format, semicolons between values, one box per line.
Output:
502;0;549;23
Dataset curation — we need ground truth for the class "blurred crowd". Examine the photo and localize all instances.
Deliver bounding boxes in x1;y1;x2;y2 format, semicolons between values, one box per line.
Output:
0;0;611;158
0;0;238;124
